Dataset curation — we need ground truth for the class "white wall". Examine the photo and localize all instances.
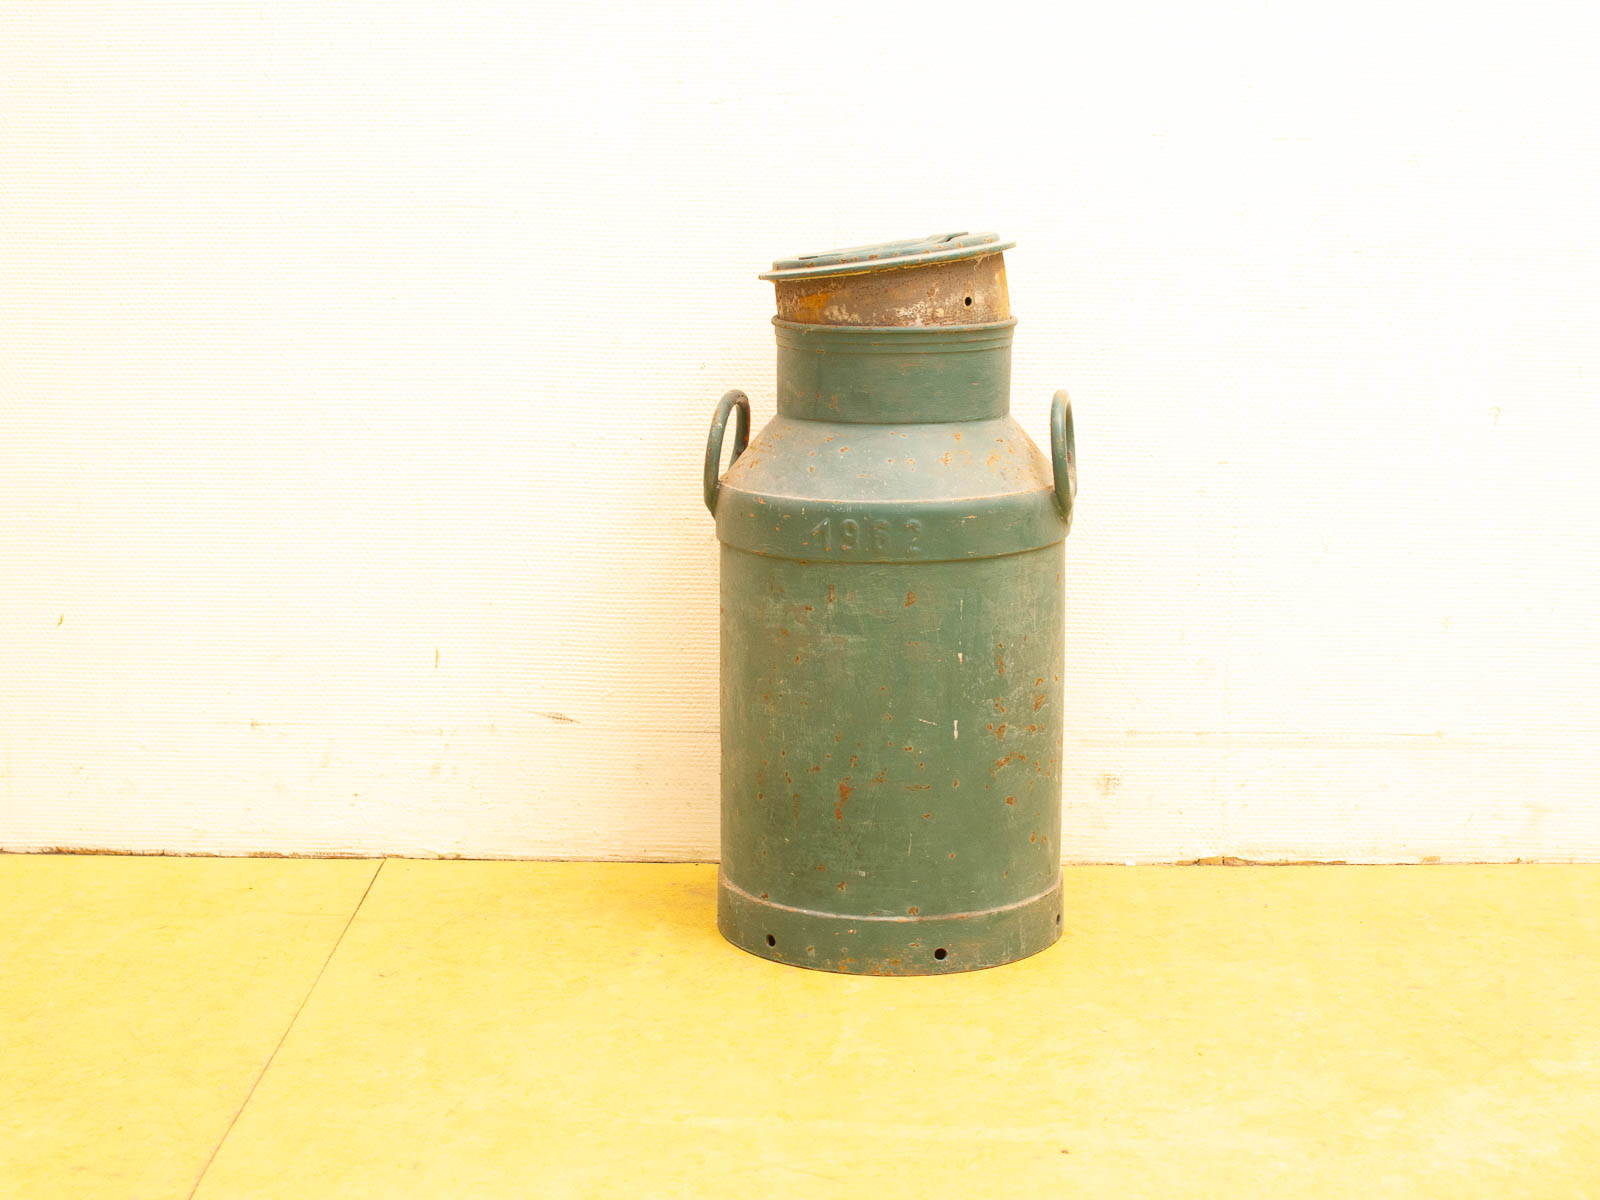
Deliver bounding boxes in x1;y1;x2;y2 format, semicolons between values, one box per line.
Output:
4;1;1599;861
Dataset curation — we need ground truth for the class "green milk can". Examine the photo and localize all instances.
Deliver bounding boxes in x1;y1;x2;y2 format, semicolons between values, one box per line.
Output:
703;232;1077;974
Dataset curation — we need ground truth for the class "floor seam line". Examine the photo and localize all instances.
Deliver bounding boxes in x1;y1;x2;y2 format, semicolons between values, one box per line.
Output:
185;856;387;1199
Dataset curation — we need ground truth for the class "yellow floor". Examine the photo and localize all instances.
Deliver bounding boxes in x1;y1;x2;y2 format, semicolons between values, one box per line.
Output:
3;859;1597;1198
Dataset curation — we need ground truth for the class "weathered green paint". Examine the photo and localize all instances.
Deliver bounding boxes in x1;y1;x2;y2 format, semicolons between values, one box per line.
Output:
706;236;1075;974
774;319;1013;424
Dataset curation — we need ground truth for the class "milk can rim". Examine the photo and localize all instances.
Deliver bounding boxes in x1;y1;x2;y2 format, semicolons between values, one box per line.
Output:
760;232;1015;281
772;316;1016;351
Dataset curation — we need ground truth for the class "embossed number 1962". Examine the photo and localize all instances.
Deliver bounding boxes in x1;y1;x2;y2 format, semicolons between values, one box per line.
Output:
810;516;923;555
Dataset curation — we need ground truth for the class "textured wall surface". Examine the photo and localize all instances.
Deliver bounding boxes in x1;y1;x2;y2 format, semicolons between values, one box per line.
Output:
4;2;1599;861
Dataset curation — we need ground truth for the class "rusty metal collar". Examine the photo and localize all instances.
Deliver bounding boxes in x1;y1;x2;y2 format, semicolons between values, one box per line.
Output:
762;232;1014;327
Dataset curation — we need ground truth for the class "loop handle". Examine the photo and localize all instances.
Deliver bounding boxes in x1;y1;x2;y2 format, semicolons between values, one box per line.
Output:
1050;389;1077;532
704;390;751;514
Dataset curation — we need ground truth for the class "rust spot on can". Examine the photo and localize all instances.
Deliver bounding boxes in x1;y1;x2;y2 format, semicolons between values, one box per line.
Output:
835;780;853;820
1005;795;1016;805
771;253;1010;326
904;590;917;606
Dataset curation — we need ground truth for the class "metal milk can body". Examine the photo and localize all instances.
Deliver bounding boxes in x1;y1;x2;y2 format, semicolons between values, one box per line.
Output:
704;233;1076;974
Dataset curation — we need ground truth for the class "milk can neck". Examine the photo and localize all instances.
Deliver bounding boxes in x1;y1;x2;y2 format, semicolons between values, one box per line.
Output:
773;319;1015;425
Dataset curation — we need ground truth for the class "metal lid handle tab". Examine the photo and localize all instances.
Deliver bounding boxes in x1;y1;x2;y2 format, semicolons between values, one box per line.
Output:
704;389;751;515
1050;389;1077;532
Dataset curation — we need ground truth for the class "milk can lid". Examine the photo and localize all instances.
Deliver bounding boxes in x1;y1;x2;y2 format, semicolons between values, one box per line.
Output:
760;231;1014;281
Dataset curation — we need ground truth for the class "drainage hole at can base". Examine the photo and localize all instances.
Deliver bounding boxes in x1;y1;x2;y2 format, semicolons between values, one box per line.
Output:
1056;913;1061;925
765;934;776;947
934;947;948;960
963;296;973;306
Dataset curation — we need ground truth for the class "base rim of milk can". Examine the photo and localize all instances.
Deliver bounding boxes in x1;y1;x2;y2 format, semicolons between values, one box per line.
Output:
716;871;1064;976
